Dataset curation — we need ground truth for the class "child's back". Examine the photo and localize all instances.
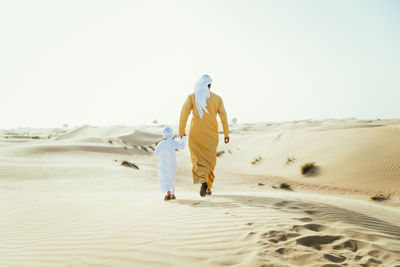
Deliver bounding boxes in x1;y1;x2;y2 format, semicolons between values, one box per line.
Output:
154;137;185;167
154;127;185;200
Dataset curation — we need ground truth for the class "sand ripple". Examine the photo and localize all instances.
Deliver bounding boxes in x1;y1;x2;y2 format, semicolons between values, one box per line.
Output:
1;192;399;267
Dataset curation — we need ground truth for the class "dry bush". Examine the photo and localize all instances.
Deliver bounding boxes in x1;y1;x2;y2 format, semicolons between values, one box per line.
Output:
286;156;296;165
139;145;148;152
217;150;225;157
279;183;292;190
370;193;390;202
251;156;263;165
121;160;139;169
301;162;317;175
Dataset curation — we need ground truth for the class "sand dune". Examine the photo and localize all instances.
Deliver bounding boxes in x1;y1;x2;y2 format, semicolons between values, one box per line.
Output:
1;119;400;266
218;119;400;199
56;125;162;146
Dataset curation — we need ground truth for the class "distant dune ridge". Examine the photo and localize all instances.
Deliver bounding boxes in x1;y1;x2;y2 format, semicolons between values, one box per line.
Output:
0;119;399;266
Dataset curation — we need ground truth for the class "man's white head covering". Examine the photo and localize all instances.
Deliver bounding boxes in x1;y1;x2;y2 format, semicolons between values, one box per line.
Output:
162;126;174;139
194;74;212;118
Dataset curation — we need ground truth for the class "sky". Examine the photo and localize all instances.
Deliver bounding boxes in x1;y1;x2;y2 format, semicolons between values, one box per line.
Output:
0;0;399;129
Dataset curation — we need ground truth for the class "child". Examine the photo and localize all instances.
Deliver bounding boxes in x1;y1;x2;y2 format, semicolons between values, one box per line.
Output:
154;126;186;201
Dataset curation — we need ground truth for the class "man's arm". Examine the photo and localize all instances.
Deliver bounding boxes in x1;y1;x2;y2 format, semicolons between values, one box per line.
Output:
175;136;186;150
179;95;192;136
217;97;229;143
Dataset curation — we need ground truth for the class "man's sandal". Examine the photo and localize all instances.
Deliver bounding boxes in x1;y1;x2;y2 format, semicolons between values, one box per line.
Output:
200;183;208;197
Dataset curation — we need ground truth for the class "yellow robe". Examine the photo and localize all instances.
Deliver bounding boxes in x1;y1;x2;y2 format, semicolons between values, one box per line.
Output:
179;91;229;189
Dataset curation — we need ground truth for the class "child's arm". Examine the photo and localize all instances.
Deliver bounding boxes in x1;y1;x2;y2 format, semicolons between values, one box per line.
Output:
175;136;186;150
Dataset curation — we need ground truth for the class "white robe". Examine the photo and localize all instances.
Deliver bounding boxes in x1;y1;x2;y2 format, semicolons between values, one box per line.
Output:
154;136;186;194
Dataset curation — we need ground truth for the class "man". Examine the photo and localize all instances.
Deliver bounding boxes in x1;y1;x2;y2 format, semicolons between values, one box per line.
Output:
179;74;230;197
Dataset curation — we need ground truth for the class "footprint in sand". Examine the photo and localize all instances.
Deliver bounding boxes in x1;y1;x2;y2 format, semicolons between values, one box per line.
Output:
304;210;319;215
295;217;313;222
333;239;364;252
355;255;363;260
367;257;382;265
262;230;276;236
272;247;296;255
262;230;300;244
292;223;327;232
245;231;257;240
367;249;382;258
273;201;289;207
295;235;342;250
275;248;286;254
323;253;346;263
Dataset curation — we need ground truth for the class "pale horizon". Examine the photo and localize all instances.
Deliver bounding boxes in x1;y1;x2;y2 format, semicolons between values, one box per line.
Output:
1;0;399;129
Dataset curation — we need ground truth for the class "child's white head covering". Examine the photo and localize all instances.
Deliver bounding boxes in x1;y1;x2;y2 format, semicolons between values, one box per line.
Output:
162;126;174;139
194;74;212;118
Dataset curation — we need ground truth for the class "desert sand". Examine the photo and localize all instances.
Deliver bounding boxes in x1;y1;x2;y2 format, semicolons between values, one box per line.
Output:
1;119;400;267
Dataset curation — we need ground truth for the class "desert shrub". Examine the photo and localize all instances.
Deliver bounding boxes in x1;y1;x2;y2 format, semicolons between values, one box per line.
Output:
217;150;225;157
139;145;148;152
286;156;296;165
121;160;139;169
301;162;317;175
251;156;263;165
279;183;292;190
370;193;390;202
